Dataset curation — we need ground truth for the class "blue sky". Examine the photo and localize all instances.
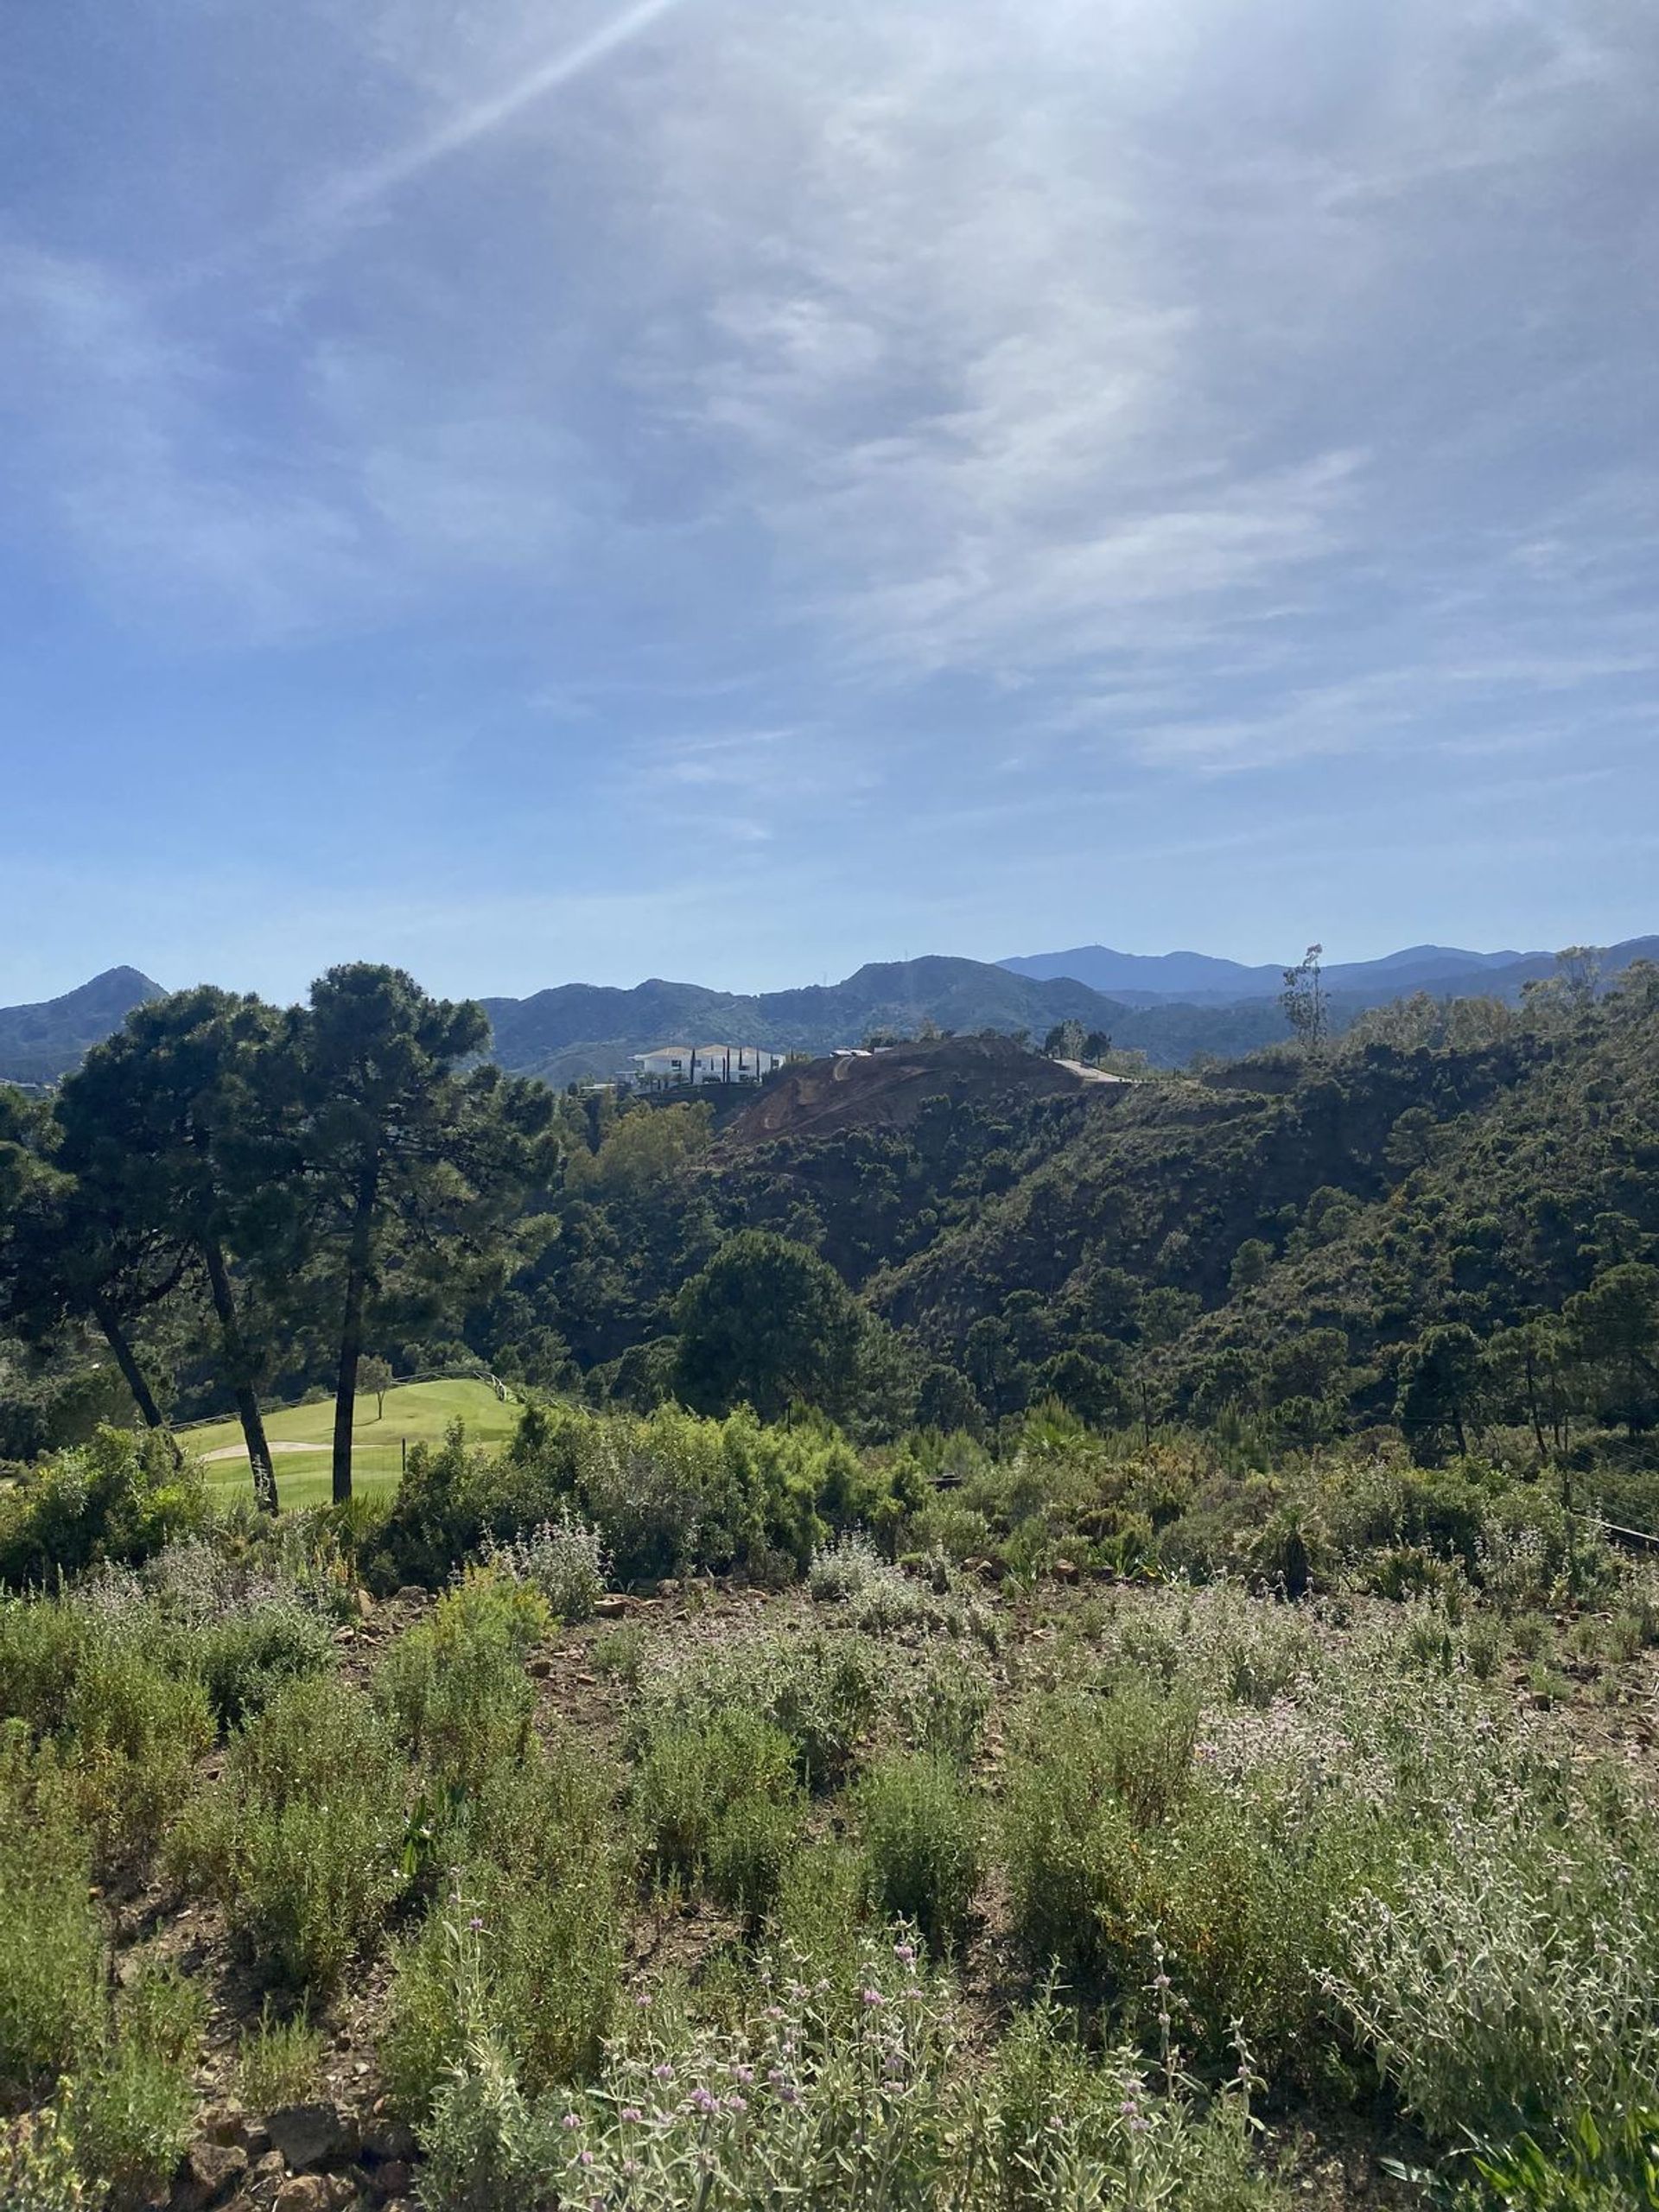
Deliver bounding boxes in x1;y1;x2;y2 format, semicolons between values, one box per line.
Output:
2;0;1655;1005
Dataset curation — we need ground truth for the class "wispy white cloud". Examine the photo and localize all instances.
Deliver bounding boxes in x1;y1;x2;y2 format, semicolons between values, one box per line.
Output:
2;0;1656;990
303;0;700;232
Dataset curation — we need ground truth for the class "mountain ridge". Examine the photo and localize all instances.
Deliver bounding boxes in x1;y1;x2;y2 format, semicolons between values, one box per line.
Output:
0;967;164;1086
6;938;1656;1088
1000;938;1655;1007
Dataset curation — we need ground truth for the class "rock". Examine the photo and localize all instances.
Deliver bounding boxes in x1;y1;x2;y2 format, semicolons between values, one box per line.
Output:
194;2140;251;2189
355;1588;375;1621
368;2161;414;2200
394;1586;428;1605
173;2139;249;2209
1053;1559;1080;1584
202;2107;252;2150
360;2117;416;2164
594;1594;627;1618
527;1655;555;1679
267;2103;358;2173
273;2181;334;2212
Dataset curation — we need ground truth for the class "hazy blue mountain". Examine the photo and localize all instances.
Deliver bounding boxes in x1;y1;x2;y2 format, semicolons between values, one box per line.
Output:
994;940;1659;1007
0;967;163;1085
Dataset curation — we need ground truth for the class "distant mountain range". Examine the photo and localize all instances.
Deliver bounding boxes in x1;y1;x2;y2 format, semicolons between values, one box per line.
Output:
1001;938;1659;1009
480;957;1285;1084
3;939;1655;1087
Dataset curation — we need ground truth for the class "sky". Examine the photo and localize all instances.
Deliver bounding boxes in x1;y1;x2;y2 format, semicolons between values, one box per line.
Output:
2;0;1656;1007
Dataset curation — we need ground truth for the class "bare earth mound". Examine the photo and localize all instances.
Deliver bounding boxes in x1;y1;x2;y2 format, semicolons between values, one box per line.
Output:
726;1034;1122;1147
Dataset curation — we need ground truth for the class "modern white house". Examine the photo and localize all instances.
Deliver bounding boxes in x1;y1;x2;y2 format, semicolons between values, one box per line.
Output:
632;1044;788;1088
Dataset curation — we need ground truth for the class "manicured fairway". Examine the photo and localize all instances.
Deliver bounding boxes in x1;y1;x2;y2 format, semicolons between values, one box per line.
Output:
185;1376;518;1510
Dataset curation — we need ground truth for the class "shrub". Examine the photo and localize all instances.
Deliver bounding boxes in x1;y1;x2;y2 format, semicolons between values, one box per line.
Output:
634;1628;883;1792
0;1728;105;2094
1000;1678;1373;2068
385;1866;625;2123
0;2106;88;2211
236;2000;324;2111
856;1751;982;1949
194;1604;335;1730
1329;1785;1659;2143
66;1965;202;2205
633;1707;804;1917
170;1674;408;1996
0;1592;213;1866
61;1631;213;1866
416;1937;1286;2212
0;1428;211;1591
480;1513;608;1622
766;1840;872;1991
376;1573;546;1795
383;1733;626;2119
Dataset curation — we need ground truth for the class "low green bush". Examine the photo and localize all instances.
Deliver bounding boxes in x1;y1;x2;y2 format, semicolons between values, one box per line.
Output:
0;1429;211;1592
0;1593;213;1867
195;1604;334;1730
61;1632;213;1866
0;1728;105;2095
375;1572;546;1796
633;1707;804;1917
169;1674;409;1996
856;1751;982;1949
66;1964;202;2205
383;1728;627;2120
236;2000;324;2112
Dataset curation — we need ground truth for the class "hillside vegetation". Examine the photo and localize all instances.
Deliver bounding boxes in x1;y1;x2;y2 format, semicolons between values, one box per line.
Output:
2;956;1659;2209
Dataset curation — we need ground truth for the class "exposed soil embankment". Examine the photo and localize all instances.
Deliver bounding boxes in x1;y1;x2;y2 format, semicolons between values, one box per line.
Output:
725;1035;1120;1147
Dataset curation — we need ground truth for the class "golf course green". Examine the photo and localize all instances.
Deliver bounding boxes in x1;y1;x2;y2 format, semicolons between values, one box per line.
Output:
185;1376;518;1510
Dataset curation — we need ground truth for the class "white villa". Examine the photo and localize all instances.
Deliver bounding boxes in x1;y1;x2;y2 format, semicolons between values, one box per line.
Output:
632;1044;788;1089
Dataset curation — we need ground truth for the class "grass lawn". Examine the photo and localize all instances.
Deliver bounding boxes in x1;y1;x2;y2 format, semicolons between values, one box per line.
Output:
185;1376;519;1510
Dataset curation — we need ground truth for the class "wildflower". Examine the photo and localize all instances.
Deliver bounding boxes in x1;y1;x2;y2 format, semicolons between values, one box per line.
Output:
652;2063;675;2082
893;1941;916;1966
579;2150;594;2168
690;2087;720;2114
563;2113;582;2131
861;1987;886;2008
731;2065;754;2084
634;1990;652;2007
620;2107;643;2124
468;1916;486;1931
725;2094;748;2113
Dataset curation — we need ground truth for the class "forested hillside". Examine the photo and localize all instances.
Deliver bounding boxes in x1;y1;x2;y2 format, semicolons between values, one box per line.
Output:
6;963;1657;1497
5;962;1659;2212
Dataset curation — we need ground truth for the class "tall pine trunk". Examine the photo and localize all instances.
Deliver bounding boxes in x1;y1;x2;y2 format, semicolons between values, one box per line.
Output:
201;1235;278;1514
331;1163;379;1506
91;1292;181;1465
